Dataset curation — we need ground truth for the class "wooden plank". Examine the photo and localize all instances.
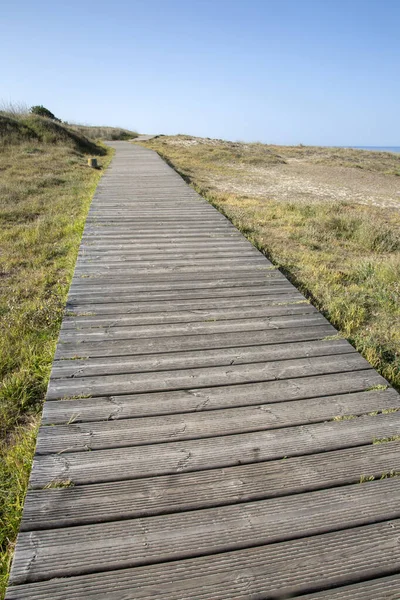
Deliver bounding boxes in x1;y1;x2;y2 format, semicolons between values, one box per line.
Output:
61;303;316;330
30;413;400;487
9;481;400;585
78;251;263;262
85;212;231;216
77;245;262;255
70;273;289;286
65;294;305;315
37;389;399;454
85;216;233;221
69;273;286;291
57;314;328;344
42;370;387;423
67;285;297;304
7;521;400;599
80;235;254;247
20;441;400;530
69;282;293;294
298;575;400;599
50;339;352;378
67;286;294;302
81;232;245;239
53;324;337;358
73;264;275;277
83;228;237;236
46;353;367;400
75;257;269;272
79;243;256;253
69;272;284;287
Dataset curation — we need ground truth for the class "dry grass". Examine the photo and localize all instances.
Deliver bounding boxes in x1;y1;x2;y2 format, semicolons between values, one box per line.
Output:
147;135;400;209
70;124;138;141
0;113;113;596
144;135;400;391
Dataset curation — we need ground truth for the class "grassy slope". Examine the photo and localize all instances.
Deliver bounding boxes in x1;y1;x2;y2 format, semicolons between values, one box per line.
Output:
0;113;113;596
144;135;400;390
70;124;138;141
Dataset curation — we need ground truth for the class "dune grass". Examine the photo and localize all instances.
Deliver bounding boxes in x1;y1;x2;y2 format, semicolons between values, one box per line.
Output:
0;112;113;596
144;135;400;391
70;124;138;141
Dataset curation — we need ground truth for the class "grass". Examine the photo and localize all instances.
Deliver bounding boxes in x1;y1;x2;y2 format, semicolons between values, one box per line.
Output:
373;435;400;444
43;479;74;489
0;110;113;596
360;471;400;483
69;124;138;141
143;135;400;391
0;113;106;154
0;419;39;591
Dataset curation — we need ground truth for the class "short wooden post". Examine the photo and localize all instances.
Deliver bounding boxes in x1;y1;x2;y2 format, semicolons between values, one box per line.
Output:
88;158;98;168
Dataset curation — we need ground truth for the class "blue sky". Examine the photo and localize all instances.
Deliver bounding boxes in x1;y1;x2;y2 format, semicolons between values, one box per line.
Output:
1;0;399;145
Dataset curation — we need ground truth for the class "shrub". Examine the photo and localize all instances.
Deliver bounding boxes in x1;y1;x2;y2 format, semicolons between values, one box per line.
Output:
30;105;61;122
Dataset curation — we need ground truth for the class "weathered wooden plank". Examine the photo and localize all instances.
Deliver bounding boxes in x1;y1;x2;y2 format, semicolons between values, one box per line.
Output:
67;285;297;304
83;228;236;236
9;480;400;585
79;244;255;254
65;294;304;315
85;217;230;224
82;232;244;239
298;575;400;599
77;246;263;257
80;239;252;249
7;521;400;598
70;272;289;286
37;388;399;453
78;250;263;263
57;314;328;344
87;210;220;215
69;270;283;284
74;265;274;277
46;353;366;400
86;216;231;222
20;441;400;530
61;303;316;330
69;283;294;296
68;273;287;291
54;325;338;358
42;370;386;423
67;286;294;303
83;217;240;223
75;258;269;273
50;338;351;378
30;413;400;487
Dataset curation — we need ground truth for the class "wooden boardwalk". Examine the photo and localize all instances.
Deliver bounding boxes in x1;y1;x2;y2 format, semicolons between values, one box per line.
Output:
6;142;400;599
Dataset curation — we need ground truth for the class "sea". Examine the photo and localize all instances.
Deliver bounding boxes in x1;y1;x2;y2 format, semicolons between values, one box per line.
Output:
349;146;400;153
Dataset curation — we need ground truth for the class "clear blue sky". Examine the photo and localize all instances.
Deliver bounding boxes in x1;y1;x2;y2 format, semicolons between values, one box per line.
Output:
2;0;399;145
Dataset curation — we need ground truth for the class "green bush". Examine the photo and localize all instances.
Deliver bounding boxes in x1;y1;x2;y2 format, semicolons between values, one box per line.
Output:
30;105;61;122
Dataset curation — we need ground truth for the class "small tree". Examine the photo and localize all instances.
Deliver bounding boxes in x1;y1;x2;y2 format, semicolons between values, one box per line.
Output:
30;105;61;122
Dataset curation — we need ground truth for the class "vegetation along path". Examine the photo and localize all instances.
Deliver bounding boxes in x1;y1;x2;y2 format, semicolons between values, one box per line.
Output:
6;141;400;599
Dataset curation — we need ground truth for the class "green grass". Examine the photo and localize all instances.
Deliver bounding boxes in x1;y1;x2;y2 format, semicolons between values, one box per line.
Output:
144;135;400;391
0;420;38;592
359;471;400;483
373;436;400;444
0;113;106;154
0;111;113;597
